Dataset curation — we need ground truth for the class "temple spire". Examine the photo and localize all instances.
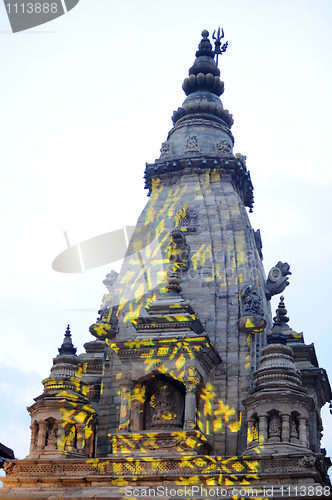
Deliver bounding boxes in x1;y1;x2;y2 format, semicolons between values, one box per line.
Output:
58;324;77;356
182;30;225;96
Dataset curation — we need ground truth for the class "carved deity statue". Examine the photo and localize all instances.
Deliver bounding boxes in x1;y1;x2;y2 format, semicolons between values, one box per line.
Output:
150;384;183;429
265;262;291;300
268;414;281;441
215;139;233;156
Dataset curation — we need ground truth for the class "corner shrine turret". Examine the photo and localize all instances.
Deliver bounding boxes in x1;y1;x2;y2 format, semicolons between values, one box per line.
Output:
1;29;331;498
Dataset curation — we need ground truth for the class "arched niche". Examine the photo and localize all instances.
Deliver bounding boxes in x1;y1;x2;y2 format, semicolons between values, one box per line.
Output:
133;373;185;431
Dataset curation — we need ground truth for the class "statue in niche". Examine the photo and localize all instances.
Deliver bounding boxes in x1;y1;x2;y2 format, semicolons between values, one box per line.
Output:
160;141;171;158
166;230;190;272
241;285;265;318
265;262;291;300
290;416;299;443
216;139;233;156
184;134;199;152
175;203;197;232
150;384;183;429
268;414;281;441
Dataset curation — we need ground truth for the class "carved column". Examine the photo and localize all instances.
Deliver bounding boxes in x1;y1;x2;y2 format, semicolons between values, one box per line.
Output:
258;414;268;443
119;379;134;432
131;384;143;432
29;422;38;454
246;417;256;447
36;420;47;450
184;379;198;430
299;417;307;447
281;413;290;443
76;423;85;453
57;422;65;453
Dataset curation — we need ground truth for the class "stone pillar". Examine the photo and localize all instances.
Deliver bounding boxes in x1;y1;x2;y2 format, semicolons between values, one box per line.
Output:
299;417;307;447
76;423;85;453
281;413;290;443
57;423;65;453
29;422;38;454
119;379;133;432
36;420;47;450
246;417;256;447
131;383;144;431
258;414;268;443
184;380;198;430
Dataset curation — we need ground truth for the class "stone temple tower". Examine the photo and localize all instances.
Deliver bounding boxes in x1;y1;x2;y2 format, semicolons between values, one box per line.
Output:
1;30;331;499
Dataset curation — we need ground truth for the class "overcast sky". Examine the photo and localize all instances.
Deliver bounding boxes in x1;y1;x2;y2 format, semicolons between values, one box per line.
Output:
0;0;332;477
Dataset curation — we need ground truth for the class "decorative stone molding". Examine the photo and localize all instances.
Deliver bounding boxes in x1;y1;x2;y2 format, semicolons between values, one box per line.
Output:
111;430;212;456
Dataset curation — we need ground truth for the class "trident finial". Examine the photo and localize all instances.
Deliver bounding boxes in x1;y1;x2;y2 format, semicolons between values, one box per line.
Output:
212;27;228;67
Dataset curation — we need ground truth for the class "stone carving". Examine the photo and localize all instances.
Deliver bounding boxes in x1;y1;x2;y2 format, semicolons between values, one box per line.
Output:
216;139;232;155
265;262;291;300
241;285;265;318
290;417;299;442
184;134;199;152
150;384;183;429
253;229;263;259
174;203;197;232
90;270;119;340
300;455;316;468
160;141;171;158
166;230;190;271
103;270;119;293
238;285;266;333
268;413;281;441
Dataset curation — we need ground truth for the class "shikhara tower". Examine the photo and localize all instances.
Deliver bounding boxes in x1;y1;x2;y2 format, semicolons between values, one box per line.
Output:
1;30;331;499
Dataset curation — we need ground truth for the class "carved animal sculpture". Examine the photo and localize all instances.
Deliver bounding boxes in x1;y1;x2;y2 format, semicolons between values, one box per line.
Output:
265;261;291;300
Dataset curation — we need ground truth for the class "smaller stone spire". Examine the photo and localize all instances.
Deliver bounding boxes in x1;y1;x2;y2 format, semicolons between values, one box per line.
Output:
267;296;290;345
58;325;77;356
273;295;290;326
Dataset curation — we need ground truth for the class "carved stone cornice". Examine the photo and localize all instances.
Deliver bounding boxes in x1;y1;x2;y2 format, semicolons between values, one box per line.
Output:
144;155;254;210
109;335;221;375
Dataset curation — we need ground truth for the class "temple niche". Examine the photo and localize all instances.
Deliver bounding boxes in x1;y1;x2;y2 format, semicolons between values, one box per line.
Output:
144;378;184;431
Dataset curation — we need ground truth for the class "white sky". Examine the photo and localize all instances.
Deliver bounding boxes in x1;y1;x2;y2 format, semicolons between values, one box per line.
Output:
0;0;331;475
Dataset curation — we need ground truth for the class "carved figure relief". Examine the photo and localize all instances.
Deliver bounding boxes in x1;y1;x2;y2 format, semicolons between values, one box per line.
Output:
150;384;183;429
166;230;190;271
45;419;57;450
241;285;265;318
174;203;197;232
265;262;291;300
160;141;171;158
268;413;281;442
215;139;232;156
184;134;199;152
290;415;300;443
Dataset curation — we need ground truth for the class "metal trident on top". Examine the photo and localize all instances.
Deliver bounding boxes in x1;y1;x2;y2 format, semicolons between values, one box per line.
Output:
213;27;228;67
